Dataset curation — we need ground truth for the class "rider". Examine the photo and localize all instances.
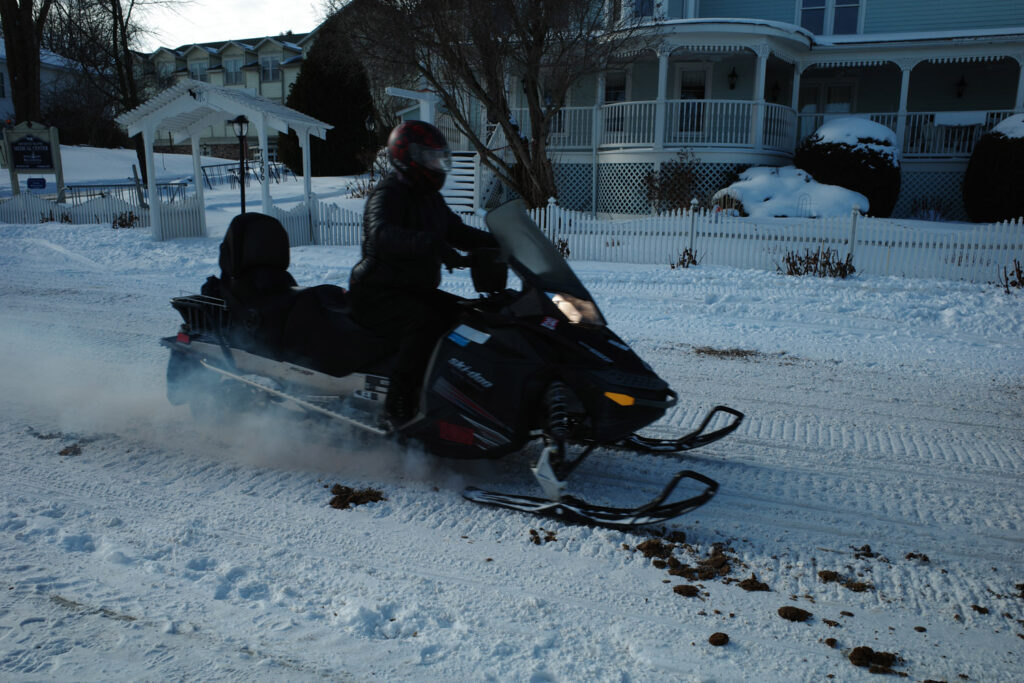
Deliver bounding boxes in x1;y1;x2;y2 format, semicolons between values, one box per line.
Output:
349;120;498;429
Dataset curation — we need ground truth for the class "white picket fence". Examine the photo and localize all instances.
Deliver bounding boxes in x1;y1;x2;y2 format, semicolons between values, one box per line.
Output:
0;193;150;228
457;201;1024;283
4;189;1021;283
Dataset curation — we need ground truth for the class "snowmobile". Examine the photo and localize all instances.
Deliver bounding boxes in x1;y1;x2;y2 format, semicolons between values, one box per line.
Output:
160;200;744;529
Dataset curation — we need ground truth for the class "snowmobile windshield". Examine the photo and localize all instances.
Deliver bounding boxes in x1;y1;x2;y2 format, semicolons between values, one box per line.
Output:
485;200;605;326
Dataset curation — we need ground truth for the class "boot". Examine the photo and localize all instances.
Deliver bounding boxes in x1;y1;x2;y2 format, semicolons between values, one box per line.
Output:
379;389;415;432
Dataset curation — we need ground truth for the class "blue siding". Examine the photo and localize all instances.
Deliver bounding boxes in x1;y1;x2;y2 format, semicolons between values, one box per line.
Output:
699;0;793;23
697;0;1024;32
864;0;1024;33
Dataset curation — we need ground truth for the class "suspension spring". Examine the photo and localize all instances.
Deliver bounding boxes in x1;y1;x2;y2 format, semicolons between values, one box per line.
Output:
545;380;571;442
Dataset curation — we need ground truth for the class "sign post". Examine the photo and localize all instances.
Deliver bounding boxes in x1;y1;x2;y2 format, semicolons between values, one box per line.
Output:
2;121;65;199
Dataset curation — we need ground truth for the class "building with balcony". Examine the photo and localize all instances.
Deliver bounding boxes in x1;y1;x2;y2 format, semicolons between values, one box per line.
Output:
432;1;1024;219
147;31;314;161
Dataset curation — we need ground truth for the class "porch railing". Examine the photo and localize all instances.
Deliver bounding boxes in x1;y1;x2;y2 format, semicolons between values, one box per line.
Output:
796;110;1015;158
511;100;797;152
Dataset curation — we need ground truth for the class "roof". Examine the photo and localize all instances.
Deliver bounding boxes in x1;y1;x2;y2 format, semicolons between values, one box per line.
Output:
116;79;331;143
154;33;310;58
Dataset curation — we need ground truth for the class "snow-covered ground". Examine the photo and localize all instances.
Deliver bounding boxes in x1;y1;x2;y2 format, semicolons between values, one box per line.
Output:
1;149;1022;681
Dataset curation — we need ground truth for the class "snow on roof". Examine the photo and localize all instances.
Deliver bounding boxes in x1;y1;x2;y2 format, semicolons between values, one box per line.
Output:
810;116;899;163
713;166;869;218
814;26;1024;46
0;38;76;72
992;114;1024;140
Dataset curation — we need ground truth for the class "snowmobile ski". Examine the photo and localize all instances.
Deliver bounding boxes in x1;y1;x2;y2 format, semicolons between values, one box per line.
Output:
463;469;719;530
609;405;744;454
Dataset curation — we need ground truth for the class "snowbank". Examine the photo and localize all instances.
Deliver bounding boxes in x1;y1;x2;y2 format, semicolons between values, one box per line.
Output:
712;165;868;218
992;113;1024;139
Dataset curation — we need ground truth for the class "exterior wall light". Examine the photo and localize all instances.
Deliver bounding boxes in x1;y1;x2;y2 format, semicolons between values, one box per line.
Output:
956;76;967;98
728;67;738;90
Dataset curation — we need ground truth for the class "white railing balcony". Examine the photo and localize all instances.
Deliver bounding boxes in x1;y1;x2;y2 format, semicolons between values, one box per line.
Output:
507;100;797;153
796;110;1016;158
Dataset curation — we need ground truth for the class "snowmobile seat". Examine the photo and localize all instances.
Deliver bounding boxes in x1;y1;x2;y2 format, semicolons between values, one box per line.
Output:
217;212;303;357
281;285;398;377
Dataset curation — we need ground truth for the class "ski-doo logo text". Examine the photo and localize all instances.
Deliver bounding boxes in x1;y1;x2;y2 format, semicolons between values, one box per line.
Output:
447;358;494;389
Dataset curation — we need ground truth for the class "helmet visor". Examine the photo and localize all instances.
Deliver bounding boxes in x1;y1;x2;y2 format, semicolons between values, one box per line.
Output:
410;143;452;173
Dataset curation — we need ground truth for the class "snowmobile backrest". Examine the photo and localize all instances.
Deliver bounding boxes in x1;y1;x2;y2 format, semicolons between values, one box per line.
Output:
219;212;291;281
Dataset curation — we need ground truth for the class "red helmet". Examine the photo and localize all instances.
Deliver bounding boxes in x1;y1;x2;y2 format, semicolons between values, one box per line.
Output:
387;120;452;191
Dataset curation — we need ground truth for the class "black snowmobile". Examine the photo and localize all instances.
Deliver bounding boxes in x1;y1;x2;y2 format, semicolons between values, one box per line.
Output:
161;200;743;529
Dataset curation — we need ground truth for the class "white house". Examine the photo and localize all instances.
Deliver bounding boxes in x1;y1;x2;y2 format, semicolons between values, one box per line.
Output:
0;38;77;124
429;1;1024;220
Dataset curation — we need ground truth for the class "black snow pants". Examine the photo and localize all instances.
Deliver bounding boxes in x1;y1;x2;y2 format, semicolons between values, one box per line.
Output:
350;286;462;416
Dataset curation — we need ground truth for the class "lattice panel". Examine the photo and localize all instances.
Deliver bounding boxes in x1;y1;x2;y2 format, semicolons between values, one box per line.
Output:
597;163;654;214
693;163;743;205
553;163;593;212
893;170;968;221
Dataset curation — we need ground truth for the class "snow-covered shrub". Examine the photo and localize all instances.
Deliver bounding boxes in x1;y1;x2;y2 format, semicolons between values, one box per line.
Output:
793;117;900;217
963;114;1024;223
711;166;867;218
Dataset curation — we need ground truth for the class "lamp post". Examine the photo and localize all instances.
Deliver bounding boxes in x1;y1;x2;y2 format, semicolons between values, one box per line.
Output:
229;115;249;213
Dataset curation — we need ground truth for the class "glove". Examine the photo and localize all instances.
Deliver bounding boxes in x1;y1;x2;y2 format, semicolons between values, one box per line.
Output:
440;245;472;272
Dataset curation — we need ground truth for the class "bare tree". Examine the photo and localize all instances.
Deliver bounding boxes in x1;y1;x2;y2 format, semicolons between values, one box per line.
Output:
343;0;656;207
0;0;57;122
44;0;179;178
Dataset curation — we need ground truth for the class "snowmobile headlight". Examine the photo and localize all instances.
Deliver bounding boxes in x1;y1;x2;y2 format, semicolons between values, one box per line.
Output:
549;292;605;326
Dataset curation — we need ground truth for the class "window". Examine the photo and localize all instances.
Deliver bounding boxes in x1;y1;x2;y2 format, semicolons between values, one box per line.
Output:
800;0;859;35
223;58;243;86
633;0;654;17
800;0;826;34
605;71;627;102
188;61;209;82
832;0;859;34
260;55;280;82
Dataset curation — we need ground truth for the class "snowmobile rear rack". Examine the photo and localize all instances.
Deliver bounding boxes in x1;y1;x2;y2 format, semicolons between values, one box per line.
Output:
464;469;718;529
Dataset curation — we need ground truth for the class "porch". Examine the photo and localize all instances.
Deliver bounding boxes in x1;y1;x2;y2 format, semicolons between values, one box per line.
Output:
443;102;1017;159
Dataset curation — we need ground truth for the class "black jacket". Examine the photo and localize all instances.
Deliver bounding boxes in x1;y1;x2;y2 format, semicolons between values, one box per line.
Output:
349;171;497;293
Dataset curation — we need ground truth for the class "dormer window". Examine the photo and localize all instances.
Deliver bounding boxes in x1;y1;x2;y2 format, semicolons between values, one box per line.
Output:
800;0;859;35
188;60;209;82
223;58;243;85
260;55;281;82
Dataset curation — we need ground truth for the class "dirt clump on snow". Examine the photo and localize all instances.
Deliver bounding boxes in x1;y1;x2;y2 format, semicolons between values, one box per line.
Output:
328;484;386;510
817;568;874;592
708;632;729;646
673;584;700;597
848;646;905;675
59;443;82;456
693;346;762;360
637;538;674;559
778;606;812;622
529;528;558;545
738;574;770;591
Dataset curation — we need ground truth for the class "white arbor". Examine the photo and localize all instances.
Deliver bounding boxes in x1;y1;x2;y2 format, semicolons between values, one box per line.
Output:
117;79;331;240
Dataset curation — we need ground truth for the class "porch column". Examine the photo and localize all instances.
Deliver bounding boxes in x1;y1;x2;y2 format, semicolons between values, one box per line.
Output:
895;58;917;154
592;72;605;216
299;128;313;202
258;112;271;214
141;123;162;241
791;62;804;112
752;45;769;150
654;48;670;150
190;133;208;238
1015;54;1024;111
